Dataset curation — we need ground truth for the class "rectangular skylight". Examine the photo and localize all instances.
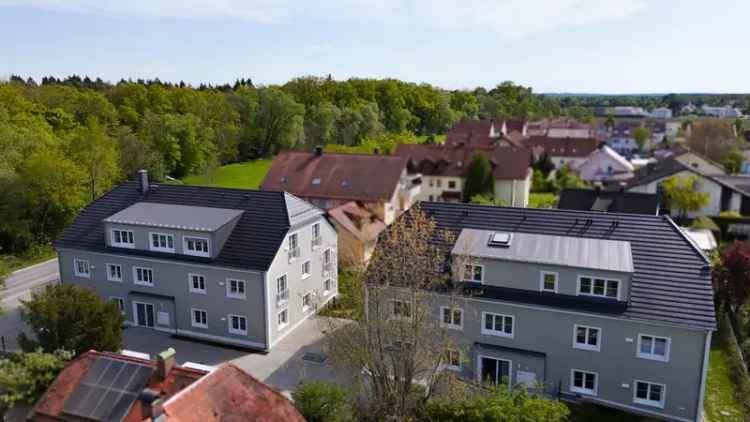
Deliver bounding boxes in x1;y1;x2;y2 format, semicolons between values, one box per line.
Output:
488;232;512;247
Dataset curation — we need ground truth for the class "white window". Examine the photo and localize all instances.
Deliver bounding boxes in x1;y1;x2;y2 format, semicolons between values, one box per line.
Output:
634;380;666;408
482;312;514;338
184;236;210;257
276;275;288;305
110;297;125;314
440;307;463;330
74;259;90;278
133;267;154;286
302;260;311;279
189;274;206;294
106;263;122;282
288;233;300;260
571;369;598;395
323;278;333;295
226;279;246;299
228;314;247;335
191;308;208;328
391;300;412;319
149;232;175;252
277;309;288;330
312;223;321;247
637;334;671;362
573;325;601;351
302;292;312;312
442;349;461;370
111;229;135;248
577;276;620;300
540;271;558;292
463;264;483;283
436;179;442;188
323;248;333;266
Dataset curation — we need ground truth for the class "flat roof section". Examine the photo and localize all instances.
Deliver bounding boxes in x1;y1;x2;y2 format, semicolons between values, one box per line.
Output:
104;202;244;232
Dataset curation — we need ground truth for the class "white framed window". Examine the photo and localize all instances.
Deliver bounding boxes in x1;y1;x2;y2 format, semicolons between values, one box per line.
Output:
633;380;666;408
133;267;154;286
312;223;322;248
463;264;484;283
323;248;333;273
302;292;313;312
302;260;311;279
573;325;601;351
481;312;514;338
226;278;246;299
391;300;412;320
442;349;461;371
73;259;90;278
188;274;206;294
637;334;671;362
149;232;175;252
183;236;210;257
323;278;333;295
288;232;300;260
228;314;247;335
577;276;620;300
276;275;289;306
191;308;208;328
540;271;558;293
106;263;122;282
110;297;125;315
111;229;135;248
436;179;442;188
277;309;288;330
570;369;598;395
440;306;463;330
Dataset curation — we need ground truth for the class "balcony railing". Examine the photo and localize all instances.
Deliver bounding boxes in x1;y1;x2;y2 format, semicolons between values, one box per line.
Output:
276;289;289;307
288;247;300;262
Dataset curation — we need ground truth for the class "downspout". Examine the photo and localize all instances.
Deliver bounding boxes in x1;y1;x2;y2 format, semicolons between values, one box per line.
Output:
263;271;271;351
696;330;712;421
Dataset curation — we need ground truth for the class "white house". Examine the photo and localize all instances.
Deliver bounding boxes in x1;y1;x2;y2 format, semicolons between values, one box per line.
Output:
577;145;634;183
650;107;673;119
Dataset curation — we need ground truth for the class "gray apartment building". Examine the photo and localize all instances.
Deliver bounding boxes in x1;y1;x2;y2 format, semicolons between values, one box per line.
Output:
54;171;337;351
389;203;715;422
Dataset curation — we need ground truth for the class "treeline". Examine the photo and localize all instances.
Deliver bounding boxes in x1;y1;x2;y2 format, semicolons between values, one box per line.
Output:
551;93;750;114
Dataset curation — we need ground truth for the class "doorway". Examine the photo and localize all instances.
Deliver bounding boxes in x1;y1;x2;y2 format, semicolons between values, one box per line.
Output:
479;356;511;386
133;301;155;327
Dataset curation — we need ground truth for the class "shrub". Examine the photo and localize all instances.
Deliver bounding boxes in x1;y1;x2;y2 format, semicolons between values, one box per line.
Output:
719;211;743;218
292;380;352;422
720;312;750;417
0;349;73;410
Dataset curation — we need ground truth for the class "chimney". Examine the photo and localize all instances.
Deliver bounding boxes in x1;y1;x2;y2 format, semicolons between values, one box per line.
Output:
139;388;163;420
157;348;175;381
313;145;323;156
138;169;149;194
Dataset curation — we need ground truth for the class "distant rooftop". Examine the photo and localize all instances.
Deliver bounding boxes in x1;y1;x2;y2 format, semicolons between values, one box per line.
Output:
104;202;244;232
452;228;634;273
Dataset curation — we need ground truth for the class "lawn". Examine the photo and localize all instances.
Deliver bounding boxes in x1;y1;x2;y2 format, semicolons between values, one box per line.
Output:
416;134;446;144
705;325;744;422
180;160;273;189
0;245;56;281
529;192;559;209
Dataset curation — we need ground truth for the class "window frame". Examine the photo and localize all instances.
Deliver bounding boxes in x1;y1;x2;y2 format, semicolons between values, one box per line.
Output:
576;275;621;300
636;334;671;362
570;369;598;396
301;260;312;279
442;348;461;371
391;299;412;320
439;306;464;330
149;232;175;253
572;324;601;352
302;291;313;312
462;264;484;283
481;312;514;338
106;263;122;282
183;236;210;257
540;271;559;293
633;379;666;408
288;231;300;261
109;296;125;315
277;309;289;330
132;266;154;286
110;229;135;248
311;223;321;248
228;314;248;335
73;259;90;278
188;273;207;294
323;278;333;295
226;278;247;300
190;308;208;329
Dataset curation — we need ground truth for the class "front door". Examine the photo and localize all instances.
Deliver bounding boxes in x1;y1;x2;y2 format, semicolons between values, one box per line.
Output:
133;302;155;327
479;356;511;386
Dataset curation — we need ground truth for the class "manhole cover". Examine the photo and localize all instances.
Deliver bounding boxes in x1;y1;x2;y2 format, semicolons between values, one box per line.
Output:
301;352;327;363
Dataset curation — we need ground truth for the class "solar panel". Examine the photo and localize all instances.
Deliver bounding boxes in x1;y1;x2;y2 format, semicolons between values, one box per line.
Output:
63;357;155;422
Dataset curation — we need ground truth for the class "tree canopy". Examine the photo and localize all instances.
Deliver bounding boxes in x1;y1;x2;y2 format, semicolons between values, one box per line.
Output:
463;153;495;201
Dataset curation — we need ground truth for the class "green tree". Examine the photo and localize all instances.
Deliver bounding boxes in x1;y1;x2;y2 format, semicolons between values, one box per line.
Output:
0;349;73;412
250;87;305;156
722;150;744;174
687;119;739;163
463;153;494;201
292;380;352;422
65;118;120;201
304;102;340;146
661;175;710;220
633;126;651;151
18;284;123;354
553;165;587;193
113;126;165;181
469;194;507;206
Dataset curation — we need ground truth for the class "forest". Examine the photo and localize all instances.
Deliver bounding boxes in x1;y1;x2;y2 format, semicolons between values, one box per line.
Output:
2;74;750;257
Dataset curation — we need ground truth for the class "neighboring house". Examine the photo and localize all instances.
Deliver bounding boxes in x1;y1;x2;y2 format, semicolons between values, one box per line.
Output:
394;143;532;207
666;121;681;138
444;119;526;148
595;106;648;118
383;202;714;422
681;228;718;252
524;136;599;169
558;188;659;215
680;103;697;115
260;149;420;266
29;349;303;422
701;105;743;118
54;171;338;351
526;119;592;138
650;107;673;119
577;145;634;183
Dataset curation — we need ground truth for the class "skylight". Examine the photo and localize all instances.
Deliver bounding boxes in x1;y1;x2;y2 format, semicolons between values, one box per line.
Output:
488;232;512;248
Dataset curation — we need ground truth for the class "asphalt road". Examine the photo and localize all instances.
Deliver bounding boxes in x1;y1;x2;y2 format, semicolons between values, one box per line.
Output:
0;258;59;350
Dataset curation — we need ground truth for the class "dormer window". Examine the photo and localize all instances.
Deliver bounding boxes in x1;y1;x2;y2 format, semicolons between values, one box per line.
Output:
488;232;512;248
111;229;135;248
150;232;175;253
184;236;210;257
578;276;620;300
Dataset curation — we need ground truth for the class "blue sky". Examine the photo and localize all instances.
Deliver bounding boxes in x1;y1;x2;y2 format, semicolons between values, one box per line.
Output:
0;0;747;93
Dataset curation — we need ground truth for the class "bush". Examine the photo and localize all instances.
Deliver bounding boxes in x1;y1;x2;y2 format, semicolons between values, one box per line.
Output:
720;312;750;417
0;349;72;409
720;211;743;218
292;380;352;422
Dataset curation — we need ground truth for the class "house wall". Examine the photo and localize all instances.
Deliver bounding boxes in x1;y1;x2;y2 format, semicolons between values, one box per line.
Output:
57;248;268;349
105;223;234;260
578;151;632;182
493;174;531;208
552;156;588;170
417;176;463;202
627;170;725;217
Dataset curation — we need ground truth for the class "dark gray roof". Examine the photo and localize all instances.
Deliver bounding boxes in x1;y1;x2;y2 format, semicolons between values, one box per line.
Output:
558;189;659;215
419;202;715;330
626;158;689;188
104;202;244;232
55;181;320;272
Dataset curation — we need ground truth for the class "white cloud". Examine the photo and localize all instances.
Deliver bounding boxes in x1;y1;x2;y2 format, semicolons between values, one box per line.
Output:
1;0;647;37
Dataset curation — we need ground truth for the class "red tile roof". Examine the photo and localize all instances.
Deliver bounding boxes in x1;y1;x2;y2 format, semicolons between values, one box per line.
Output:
523;136;599;158
162;364;304;422
328;201;386;243
394;143;531;180
261;151;407;202
445;119;523;148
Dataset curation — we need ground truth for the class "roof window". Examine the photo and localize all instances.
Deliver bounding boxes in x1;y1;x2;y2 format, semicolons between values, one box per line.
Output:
341;180;352;188
488;232;512;248
312;177;321;185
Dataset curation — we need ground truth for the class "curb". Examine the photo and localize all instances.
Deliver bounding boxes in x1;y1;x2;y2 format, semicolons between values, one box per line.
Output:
10;258;58;275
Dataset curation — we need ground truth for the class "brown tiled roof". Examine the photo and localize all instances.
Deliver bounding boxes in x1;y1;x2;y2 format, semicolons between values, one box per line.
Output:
523;136;599;158
328;201;386;243
394;143;531;180
261;151;407;202
444;119;523;148
162;364;304;422
504;119;527;134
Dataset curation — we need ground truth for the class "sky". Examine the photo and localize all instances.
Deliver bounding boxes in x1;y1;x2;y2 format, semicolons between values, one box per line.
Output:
0;0;748;94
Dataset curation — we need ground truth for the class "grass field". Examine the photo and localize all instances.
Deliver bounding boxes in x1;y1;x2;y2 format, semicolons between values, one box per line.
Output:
705;325;744;422
181;160;273;189
416;134;446;144
0;245;56;282
529;192;559;209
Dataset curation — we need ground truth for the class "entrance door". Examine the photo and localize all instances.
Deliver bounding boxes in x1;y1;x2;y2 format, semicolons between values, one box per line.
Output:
479;356;511;386
133;302;155;327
